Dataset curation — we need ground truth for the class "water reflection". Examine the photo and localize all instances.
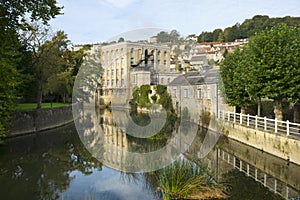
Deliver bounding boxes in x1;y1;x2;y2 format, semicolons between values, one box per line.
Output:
1;108;300;199
0;123;160;200
75;106;198;172
184;130;300;200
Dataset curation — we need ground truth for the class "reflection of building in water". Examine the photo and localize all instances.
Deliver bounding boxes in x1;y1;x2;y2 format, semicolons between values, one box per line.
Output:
100;109;129;170
99;42;180;105
184;134;300;200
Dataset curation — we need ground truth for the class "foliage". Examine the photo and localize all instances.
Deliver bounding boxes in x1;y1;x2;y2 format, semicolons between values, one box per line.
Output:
220;47;253;109
198;15;300;42
0;0;62;141
220;23;300;120
138;85;151;108
156;84;167;95
157;159;227;200
156;30;182;44
151;94;157;103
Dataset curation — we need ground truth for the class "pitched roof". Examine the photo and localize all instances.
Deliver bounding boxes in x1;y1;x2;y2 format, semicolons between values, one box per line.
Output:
168;68;218;86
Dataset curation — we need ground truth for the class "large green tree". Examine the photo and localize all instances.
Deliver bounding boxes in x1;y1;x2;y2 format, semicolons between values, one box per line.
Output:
0;0;62;141
247;23;300;120
220;48;252;113
220;23;300;121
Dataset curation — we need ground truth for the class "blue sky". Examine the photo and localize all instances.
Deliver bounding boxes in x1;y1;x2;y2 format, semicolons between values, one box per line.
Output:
50;0;300;44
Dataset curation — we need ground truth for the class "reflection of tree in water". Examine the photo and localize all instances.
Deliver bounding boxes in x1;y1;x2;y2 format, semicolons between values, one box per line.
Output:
0;125;102;200
126;110;179;153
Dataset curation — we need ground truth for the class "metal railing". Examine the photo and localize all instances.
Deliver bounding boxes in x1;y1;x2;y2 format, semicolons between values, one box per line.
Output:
219;111;300;137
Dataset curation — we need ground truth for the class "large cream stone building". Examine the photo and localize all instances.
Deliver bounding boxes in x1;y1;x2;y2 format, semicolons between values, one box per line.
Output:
99;41;176;105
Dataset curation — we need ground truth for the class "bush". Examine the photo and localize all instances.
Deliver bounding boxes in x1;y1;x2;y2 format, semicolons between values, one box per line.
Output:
151;94;157;102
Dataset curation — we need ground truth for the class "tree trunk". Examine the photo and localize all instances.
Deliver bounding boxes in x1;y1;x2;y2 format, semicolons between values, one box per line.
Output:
294;103;300;123
241;106;246;114
36;81;43;109
274;99;283;121
36;69;43;109
257;98;261;117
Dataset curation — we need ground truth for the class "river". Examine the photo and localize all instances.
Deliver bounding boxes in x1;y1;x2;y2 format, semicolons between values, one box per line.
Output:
0;108;299;200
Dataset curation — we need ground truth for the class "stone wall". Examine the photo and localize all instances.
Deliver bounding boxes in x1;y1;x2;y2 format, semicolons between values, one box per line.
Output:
8;104;78;137
223;121;300;166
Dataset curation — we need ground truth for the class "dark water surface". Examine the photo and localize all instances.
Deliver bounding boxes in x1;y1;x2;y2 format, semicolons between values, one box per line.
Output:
1;112;299;199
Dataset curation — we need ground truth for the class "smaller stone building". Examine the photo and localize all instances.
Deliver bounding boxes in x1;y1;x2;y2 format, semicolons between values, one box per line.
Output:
168;68;230;123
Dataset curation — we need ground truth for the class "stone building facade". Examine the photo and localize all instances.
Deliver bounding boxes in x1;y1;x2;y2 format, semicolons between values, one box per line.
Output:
99;41;173;105
168;68;233;123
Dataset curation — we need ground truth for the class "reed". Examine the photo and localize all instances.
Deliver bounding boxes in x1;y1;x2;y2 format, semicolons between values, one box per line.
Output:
157;159;227;200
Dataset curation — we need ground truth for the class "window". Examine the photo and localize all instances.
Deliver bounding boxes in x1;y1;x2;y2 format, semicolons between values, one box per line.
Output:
116;69;119;75
164;51;167;57
133;74;137;84
157;59;160;66
184;89;189;98
167;78;170;83
173;88;177;97
161;78;164;84
107;80;110;86
121;68;124;76
111;69;114;76
130;48;134;54
130;57;134;65
207;88;211;99
107;69;110;76
121;79;124;86
116;79;119;86
157;50;161;56
111;79;114;86
197;88;202;99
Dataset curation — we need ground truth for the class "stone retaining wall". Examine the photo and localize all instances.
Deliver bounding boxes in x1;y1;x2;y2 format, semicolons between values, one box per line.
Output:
223;121;300;166
8;104;79;137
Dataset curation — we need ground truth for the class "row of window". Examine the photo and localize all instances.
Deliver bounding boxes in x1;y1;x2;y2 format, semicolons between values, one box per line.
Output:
106;79;125;87
160;77;171;84
103;89;126;96
103;49;168;59
173;88;212;99
106;69;125;76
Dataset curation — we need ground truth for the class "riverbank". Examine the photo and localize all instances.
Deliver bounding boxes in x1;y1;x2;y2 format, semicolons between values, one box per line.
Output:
222;121;300;166
8;103;79;137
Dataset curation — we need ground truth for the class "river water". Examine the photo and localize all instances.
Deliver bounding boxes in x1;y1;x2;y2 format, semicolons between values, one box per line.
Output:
0;109;299;200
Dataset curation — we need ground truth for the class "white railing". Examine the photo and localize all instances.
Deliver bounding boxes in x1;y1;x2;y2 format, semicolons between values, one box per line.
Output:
219;111;300;137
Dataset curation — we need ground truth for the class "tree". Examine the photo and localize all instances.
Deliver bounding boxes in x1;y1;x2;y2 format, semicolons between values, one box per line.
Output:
0;0;62;141
118;37;125;42
220;48;252;113
247;23;300;120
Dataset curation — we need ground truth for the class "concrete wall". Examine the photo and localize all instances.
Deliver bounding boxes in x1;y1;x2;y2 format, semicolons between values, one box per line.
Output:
223;121;300;166
8;104;78;137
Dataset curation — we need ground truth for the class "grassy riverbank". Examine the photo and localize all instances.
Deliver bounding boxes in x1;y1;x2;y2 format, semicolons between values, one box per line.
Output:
16;103;69;111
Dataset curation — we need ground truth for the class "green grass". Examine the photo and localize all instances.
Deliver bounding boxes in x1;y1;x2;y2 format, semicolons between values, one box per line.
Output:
16;103;69;111
157;159;227;200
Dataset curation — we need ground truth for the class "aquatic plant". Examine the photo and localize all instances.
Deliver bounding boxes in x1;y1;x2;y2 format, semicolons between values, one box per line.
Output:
157;159;227;200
